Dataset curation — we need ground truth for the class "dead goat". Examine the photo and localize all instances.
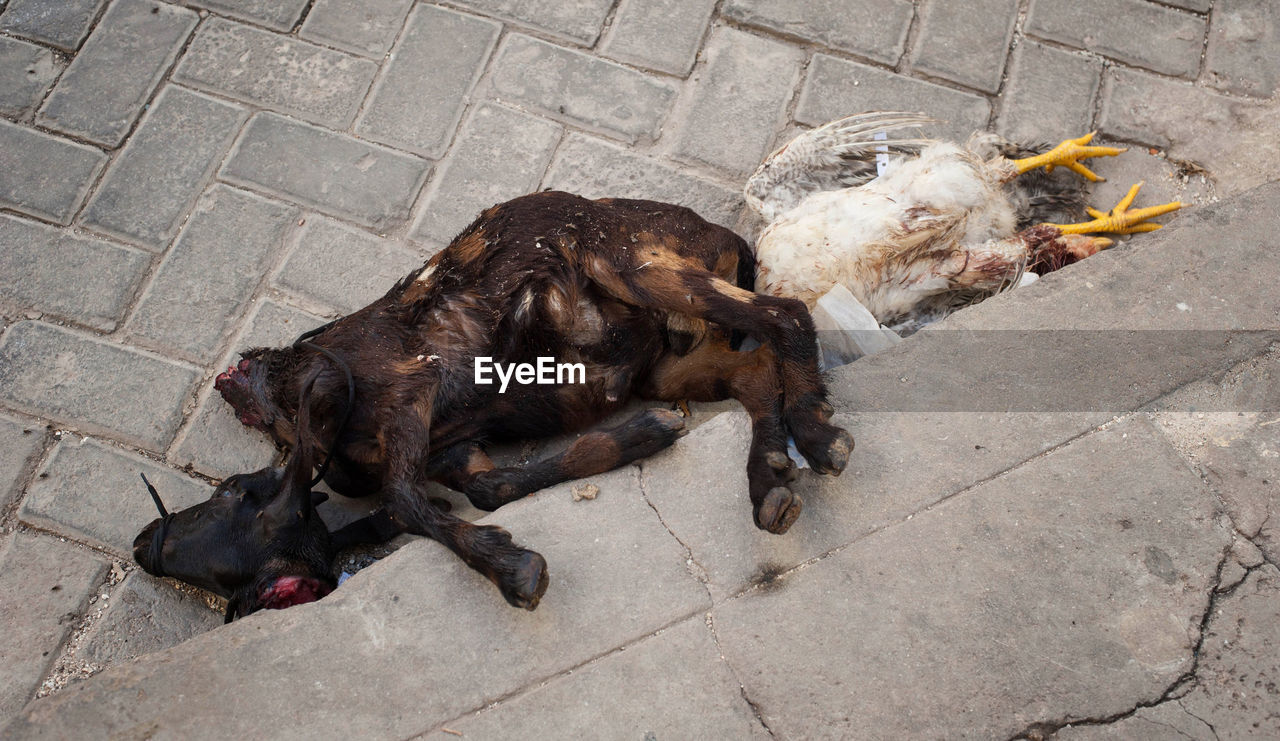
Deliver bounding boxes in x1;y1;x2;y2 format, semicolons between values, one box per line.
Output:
133;191;853;620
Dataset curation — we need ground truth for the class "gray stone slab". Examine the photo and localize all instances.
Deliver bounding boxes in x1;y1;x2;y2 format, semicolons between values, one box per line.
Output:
5;467;709;739
0;414;44;517
80;86;246;251
411;104;560;246
277;217;423;314
912;0;1017;93
0;213;149;331
171;300;325;480
0;36;62;118
22;437;209;554
299;0;414;57
712;417;1228;738
1148;566;1280;738
444;0;613;44
424;617;764;739
1149;414;1280;567
1099;67;1280;196
487;34;676;144
724;0;914;65
544;133;743;229
1205;0;1278;98
1164;0;1212;10
671;27;803;176
599;0;716;76
0;120;107;225
127;185;299;363
1056;702;1217;740
1026;0;1206;78
186;0;308;32
641;408;1107;599
997;40;1104;146
355;4;500;158
174;18;378;129
1060;566;1280;740
0;321;199;450
796;53;992;144
81;572;222;667
222;114;428;232
0;0;105;51
37;0;197;148
0;534;108;718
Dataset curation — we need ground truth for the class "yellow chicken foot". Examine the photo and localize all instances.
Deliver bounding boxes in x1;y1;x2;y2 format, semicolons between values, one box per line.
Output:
1045;181;1184;235
1012;131;1126;182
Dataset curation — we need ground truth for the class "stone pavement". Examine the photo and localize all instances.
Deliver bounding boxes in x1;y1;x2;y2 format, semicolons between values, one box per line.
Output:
0;0;1278;737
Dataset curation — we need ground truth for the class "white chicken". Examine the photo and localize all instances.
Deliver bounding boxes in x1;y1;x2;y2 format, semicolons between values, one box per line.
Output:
747;112;1184;334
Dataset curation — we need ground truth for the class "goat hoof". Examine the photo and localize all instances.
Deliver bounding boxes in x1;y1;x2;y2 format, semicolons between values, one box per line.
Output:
756;487;803;534
643;408;688;437
501;550;549;611
802;427;854;476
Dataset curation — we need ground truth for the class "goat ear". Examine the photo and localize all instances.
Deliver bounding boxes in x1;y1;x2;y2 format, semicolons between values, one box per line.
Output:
280;369;323;521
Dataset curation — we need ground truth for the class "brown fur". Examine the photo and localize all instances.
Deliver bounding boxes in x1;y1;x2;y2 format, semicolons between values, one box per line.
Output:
210;191;852;610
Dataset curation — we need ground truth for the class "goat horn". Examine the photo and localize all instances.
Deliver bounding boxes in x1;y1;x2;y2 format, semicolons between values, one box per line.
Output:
139;472;169;518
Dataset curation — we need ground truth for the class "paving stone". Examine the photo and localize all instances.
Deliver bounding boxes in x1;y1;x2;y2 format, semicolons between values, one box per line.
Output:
1056;702;1217;740
1026;0;1206;78
0;0;105;51
80;86;245;251
1060;566;1280;740
423;617;764;739
445;0;613;44
796;53;992;144
277;217;424;314
0;213;150;331
724;0;914;65
299;0;415;57
912;0;1017;93
127;185;299;363
0;414;44;517
1099;67;1280;195
355;5;500;158
36;0;197;148
671;27;803;176
174;18;378;128
186;0;308;32
222;114;429;232
711;418;1228;738
81;572;222;666
22;437;209;554
0;533;108;719
5;467;709;739
171;300;324;480
996;40;1104;146
411;104;561;246
0;322;199;449
1205;0;1278;98
0;36;62;118
641;408;1107;599
599;0;716;76
1149;402;1280;566
1162;0;1212;10
0;120;107;225
544;133;743;229
487;34;676;144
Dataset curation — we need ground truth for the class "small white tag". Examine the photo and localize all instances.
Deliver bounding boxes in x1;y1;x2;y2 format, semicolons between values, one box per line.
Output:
874;131;889;177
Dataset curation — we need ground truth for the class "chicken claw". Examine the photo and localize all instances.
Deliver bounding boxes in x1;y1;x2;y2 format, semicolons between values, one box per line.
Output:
1046;181;1184;235
1013;132;1126;182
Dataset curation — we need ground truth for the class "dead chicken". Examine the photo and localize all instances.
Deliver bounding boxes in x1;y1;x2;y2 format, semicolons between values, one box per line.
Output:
746;112;1184;335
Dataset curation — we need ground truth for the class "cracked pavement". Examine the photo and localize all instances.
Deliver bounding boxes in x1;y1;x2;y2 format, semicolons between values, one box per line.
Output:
2;0;1280;737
